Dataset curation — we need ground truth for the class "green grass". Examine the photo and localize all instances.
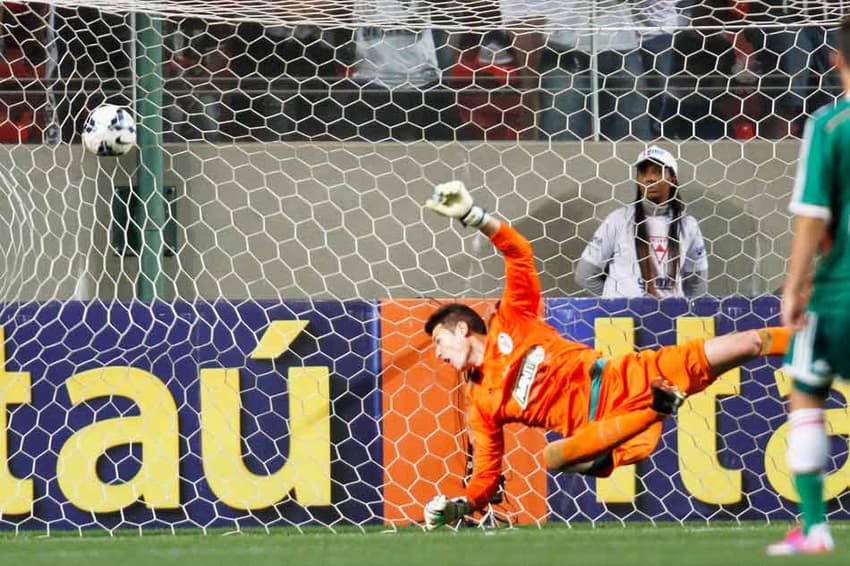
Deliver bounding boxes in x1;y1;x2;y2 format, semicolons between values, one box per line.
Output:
2;523;849;566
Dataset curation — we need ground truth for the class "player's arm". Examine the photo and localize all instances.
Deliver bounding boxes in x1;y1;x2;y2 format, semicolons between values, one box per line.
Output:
783;116;834;330
682;218;709;297
574;259;605;295
425;181;541;317
422;403;505;530
784;216;827;328
463;403;506;511
681;271;708;297
575;214;617;295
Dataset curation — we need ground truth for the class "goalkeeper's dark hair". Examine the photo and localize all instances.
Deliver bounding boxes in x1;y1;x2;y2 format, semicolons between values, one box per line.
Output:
424;304;487;336
841;15;850;64
634;164;682;296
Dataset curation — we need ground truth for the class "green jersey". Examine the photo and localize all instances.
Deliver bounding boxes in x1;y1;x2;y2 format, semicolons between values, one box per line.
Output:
791;98;850;311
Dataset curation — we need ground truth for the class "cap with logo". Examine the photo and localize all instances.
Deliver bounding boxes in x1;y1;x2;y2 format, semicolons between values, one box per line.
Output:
635;146;678;177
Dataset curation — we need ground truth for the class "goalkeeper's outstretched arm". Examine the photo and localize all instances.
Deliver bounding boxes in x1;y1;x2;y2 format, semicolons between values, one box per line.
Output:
426;181;542;318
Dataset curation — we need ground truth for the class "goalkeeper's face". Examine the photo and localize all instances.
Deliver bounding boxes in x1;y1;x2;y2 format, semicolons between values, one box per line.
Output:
431;323;473;371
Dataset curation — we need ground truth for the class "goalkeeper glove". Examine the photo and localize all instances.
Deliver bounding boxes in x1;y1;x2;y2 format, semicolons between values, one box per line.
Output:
425;181;489;228
423;495;472;530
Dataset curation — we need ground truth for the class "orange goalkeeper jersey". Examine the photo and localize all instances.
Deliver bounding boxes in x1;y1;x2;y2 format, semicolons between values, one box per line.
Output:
463;222;602;510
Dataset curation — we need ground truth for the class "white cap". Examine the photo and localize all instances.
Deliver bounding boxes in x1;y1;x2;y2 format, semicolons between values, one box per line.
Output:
635;146;678;177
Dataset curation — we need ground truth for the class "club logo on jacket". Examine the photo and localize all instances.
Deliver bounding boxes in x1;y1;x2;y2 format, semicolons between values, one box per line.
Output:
498;332;513;354
512;345;544;409
649;235;668;263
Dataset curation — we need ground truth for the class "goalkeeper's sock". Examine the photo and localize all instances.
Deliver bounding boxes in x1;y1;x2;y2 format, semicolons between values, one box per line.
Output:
757;326;791;356
788;408;827;535
543;408;663;471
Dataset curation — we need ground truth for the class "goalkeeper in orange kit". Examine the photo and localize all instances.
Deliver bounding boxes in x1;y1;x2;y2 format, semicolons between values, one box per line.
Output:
421;181;791;530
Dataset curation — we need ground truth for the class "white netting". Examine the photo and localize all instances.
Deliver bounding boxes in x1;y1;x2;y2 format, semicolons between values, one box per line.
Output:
0;0;848;532
26;0;850;28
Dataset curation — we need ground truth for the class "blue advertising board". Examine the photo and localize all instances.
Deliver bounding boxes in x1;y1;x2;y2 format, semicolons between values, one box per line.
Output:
0;300;382;530
0;297;846;530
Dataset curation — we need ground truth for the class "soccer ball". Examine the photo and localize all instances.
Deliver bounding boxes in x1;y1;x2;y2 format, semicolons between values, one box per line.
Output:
82;104;137;156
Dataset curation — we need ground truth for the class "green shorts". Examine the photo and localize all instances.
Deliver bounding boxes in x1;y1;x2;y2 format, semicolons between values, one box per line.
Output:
783;311;850;396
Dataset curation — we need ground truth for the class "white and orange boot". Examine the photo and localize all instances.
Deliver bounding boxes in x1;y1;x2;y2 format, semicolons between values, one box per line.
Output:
766;524;834;556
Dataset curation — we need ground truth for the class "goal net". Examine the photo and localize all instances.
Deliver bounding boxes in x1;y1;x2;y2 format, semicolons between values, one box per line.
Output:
0;0;848;532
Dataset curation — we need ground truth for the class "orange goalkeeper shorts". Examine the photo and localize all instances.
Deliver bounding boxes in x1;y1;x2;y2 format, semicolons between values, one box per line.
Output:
591;338;716;473
595;337;715;419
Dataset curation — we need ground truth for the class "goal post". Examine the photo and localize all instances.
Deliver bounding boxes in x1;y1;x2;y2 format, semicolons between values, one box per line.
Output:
133;11;167;300
0;0;847;532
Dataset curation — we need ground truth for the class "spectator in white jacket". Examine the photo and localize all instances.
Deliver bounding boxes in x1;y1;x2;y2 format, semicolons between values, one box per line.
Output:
575;146;708;298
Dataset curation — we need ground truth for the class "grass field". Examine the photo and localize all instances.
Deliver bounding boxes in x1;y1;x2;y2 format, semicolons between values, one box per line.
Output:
3;523;849;566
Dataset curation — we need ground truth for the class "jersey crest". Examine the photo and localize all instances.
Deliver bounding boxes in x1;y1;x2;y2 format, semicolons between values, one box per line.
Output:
497;332;513;354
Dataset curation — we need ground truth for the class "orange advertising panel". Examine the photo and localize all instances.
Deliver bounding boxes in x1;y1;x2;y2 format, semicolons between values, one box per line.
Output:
380;299;548;525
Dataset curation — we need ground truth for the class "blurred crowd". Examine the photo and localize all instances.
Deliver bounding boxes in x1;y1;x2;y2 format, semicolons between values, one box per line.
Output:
0;1;843;143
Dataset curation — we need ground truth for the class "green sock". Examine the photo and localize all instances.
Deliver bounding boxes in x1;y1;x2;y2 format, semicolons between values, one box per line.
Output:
794;472;825;535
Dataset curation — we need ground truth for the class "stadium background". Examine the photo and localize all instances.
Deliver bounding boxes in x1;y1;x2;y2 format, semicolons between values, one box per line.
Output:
0;0;849;550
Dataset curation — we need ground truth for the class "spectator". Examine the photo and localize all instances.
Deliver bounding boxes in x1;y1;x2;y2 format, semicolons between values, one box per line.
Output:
228;23;351;141
635;0;686;138
501;0;651;141
337;0;461;141
0;100;34;142
450;29;531;140
676;0;744;138
575;146;708;298
163;18;235;142
0;2;51;143
755;0;839;137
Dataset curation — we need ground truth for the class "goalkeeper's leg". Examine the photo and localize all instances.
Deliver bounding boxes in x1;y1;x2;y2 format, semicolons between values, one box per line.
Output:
658;326;791;397
543;379;682;473
703;326;790;378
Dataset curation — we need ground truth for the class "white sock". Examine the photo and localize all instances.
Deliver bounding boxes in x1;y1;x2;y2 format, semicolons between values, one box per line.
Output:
787;408;827;474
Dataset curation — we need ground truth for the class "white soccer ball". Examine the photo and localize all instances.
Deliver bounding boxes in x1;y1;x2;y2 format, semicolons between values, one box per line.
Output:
82;104;137;157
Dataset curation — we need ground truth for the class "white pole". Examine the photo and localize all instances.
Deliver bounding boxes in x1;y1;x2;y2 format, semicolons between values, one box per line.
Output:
590;0;600;141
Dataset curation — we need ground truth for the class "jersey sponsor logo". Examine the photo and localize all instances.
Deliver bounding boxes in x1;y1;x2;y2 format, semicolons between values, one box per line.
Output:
497;332;513;355
512;345;544;409
649;236;668;263
639;277;675;291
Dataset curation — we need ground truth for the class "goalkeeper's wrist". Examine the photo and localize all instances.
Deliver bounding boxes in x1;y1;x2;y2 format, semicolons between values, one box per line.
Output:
455;497;472;515
447;497;472;521
460;205;489;228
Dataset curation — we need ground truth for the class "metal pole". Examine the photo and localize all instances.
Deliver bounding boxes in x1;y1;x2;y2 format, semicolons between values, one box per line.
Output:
134;12;165;300
590;1;600;141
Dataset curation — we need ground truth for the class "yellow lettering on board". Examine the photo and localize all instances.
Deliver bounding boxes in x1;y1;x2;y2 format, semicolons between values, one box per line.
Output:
202;321;331;509
764;369;850;502
251;320;309;359
201;367;331;508
594;317;636;503
0;326;33;514
676;318;742;504
57;367;180;512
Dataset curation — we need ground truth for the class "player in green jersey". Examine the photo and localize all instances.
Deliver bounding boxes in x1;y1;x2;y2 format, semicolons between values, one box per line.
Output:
767;16;850;557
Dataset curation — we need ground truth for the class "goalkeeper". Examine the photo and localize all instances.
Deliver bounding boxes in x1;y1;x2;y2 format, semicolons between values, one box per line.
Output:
421;181;791;530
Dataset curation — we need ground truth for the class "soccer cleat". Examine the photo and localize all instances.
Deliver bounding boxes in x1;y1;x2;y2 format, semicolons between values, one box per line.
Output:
766;524;835;556
650;377;686;415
